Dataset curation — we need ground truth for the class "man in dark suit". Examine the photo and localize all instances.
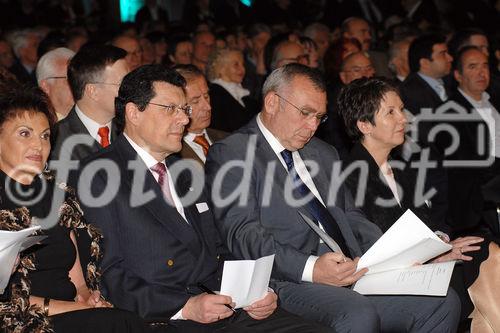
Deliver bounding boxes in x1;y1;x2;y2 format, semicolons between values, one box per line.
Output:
205;63;460;332
50;44;129;163
79;64;331;332
8;29;39;85
434;46;500;236
174;65;227;165
134;0;168;32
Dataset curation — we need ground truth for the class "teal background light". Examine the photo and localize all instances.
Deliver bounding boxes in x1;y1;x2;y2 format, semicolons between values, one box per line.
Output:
241;0;253;6
120;0;144;22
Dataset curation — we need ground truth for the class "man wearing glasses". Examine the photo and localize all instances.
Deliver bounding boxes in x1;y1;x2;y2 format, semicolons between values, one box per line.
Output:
205;63;460;332
80;64;331;332
36;47;75;120
50;44;129;162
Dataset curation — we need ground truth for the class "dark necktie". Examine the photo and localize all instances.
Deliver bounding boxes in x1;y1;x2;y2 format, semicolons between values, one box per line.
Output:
193;134;210;156
150;162;174;205
97;126;110;147
280;149;351;257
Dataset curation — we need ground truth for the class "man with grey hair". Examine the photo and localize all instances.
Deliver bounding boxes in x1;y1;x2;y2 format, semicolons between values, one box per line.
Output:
206;63;461;332
36;47;75;120
271;40;308;71
303;22;330;60
7;29;39;84
388;39;411;82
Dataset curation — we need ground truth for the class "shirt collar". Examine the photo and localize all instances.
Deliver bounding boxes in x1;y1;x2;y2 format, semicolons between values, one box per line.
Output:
123;132;164;169
211;78;250;106
256;113;286;154
418;72;444;90
457;88;490;109
74;104;112;139
184;129;209;142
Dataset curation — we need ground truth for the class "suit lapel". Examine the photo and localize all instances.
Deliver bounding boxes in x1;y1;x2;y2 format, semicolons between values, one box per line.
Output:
66;107;103;156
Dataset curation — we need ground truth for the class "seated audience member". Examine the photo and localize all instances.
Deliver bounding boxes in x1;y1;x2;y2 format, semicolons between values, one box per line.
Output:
37;31;67;60
298;36;320;69
111;35;143;71
174;64;227;164
0;39;15;71
303;23;330;65
192;30;215;73
50;44;129;162
205;63;461;332
7;29;40;85
323;38;362;86
36;47;75;120
134;0;168;33
66;29;88;53
78;64;332;333
0;87;146;332
339;76;500;333
207;48;258;132
388;38;412;83
339;51;375;85
139;37;155;65
166;34;193;66
243;23;271;100
341;17;391;78
270;40;309;71
145;31;168;64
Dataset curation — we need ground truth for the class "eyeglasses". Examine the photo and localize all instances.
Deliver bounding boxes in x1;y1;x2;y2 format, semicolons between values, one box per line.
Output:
342;65;375;75
45;76;67;80
279;54;309;65
275;94;328;124
148;102;192;117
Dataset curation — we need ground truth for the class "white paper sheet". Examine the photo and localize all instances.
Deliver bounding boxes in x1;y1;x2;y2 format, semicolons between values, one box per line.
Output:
353;261;456;296
220;254;275;308
0;226;42;293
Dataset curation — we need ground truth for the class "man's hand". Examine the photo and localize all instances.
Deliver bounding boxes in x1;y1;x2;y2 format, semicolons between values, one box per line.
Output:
182;293;235;323
432;236;483;263
76;290;112;308
312;252;367;286
243;291;278;320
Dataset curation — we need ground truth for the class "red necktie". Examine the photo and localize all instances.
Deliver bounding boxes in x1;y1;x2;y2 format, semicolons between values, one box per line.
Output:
193;134;210;156
150;162;174;205
97;126;110;148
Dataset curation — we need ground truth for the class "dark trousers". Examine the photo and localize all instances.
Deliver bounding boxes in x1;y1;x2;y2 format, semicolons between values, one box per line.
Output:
149;308;333;333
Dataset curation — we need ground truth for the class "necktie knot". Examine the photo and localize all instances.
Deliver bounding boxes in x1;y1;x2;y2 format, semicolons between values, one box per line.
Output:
280;149;294;171
193;134;210;156
98;126;110;147
151;162;166;177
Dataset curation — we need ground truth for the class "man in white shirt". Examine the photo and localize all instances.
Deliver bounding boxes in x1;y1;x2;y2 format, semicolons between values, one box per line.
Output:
50;44;129;162
205;63;460;332
174;64;227;165
79;64;331;332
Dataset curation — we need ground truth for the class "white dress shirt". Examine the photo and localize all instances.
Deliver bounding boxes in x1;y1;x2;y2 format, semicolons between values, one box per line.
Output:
183;130;213;163
257;113;328;283
211;78;250;107
74;104;112;144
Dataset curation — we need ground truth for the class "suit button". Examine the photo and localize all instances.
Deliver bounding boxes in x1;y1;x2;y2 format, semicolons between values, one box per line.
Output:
167;259;174;266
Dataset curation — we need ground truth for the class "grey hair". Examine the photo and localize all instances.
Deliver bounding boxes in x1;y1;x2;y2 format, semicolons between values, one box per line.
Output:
303;22;329;39
7;29;37;58
262;63;325;98
206;48;242;81
36;47;75;83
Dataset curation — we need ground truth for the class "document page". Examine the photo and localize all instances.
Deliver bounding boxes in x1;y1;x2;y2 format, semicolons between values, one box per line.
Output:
220;254;275;308
353;261;455;296
0;226;41;293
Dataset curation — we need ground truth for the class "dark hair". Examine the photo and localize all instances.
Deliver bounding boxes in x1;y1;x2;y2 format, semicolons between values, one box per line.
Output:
337;77;399;141
408;34;446;73
448;28;487;58
167;33;192;59
67;44;127;101
115;64;186;132
453;45;484;73
246;23;271;39
323;38;362;81
37;31;67;59
0;86;56;131
172;64;204;83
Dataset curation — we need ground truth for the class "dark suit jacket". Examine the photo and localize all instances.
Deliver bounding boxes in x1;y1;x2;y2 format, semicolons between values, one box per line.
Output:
205;117;382;284
344;142;443;233
179;128;228;165
79;135;225;321
434;89;500;235
50;106;119;162
209;83;259;133
135;5;168;30
8;60;36;85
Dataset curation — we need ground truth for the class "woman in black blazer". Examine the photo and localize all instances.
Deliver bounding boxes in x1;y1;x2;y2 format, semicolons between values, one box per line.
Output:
338;77;499;331
206;48;258;132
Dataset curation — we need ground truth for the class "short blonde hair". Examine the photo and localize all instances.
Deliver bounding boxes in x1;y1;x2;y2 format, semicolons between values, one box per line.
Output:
206;48;242;81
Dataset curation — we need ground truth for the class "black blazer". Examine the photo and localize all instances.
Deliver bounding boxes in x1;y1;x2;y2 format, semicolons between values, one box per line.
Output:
50;107;119;162
209;83;258;133
79;135;225;321
344;142;437;233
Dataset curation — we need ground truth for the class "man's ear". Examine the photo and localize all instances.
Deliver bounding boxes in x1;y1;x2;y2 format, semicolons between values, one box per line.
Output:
85;84;98;102
263;92;278;116
357;119;372;136
419;58;430;72
454;69;462;85
339;71;348;85
39;80;50;95
125;102;141;127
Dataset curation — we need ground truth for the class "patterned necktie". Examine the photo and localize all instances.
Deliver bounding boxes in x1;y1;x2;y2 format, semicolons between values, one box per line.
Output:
280;149;351;257
436;82;448;101
150;162;174;205
193;134;210;156
97;126;110;148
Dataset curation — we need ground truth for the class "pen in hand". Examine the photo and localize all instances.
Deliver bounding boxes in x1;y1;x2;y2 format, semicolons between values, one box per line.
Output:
197;283;236;313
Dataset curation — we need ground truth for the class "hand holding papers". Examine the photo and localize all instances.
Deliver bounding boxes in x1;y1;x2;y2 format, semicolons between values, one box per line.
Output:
0;226;43;293
353;210;455;296
220;254;275;308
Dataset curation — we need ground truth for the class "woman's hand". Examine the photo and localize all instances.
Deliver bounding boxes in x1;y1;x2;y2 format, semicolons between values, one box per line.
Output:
75;290;113;308
432;236;484;263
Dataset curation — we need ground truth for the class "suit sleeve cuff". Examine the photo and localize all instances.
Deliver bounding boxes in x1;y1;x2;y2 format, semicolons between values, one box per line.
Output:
171;308;185;320
301;255;319;282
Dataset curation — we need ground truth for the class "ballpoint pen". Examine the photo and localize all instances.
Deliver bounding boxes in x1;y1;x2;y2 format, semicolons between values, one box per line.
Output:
197;283;237;313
